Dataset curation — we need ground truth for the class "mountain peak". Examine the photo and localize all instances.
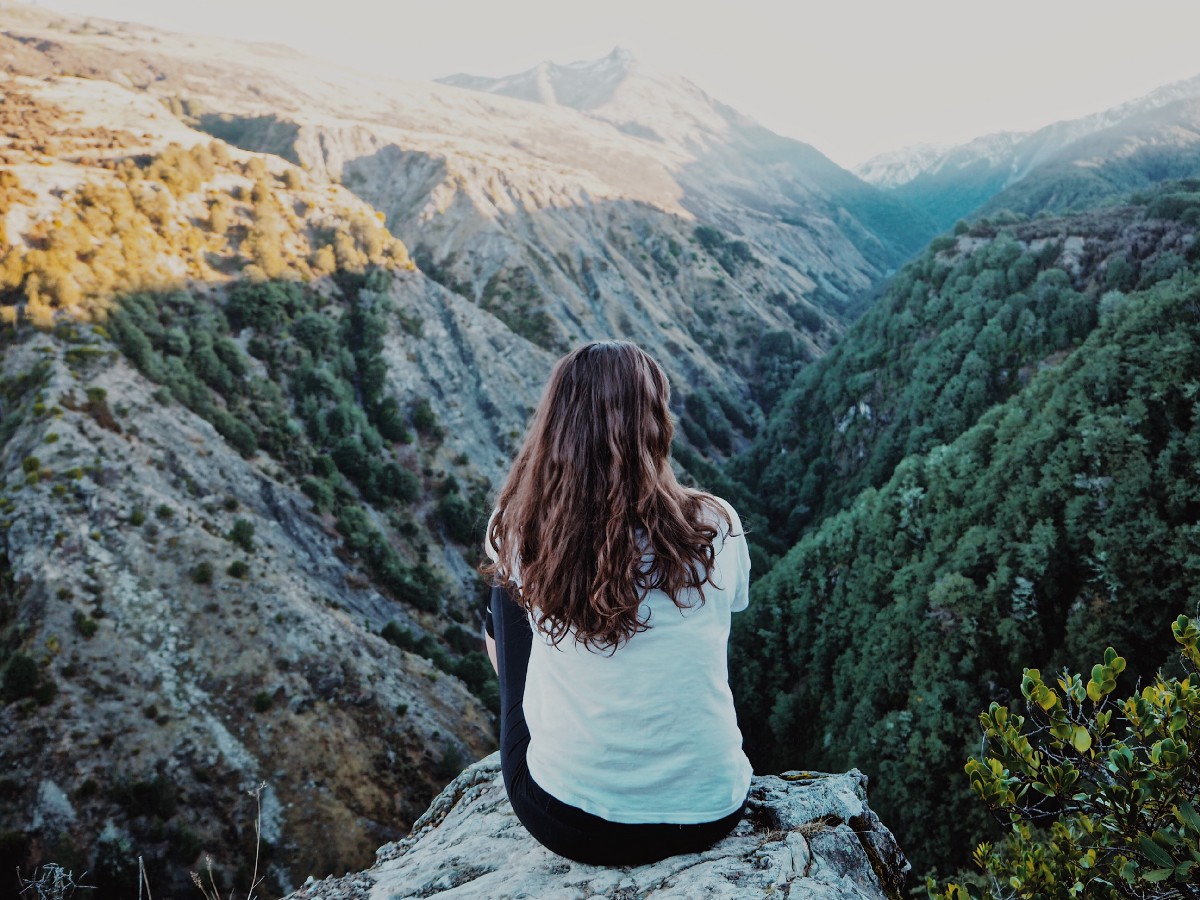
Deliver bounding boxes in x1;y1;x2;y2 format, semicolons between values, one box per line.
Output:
437;47;644;111
594;45;636;69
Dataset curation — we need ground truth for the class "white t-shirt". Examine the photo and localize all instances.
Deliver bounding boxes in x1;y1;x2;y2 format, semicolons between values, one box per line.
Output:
487;497;752;824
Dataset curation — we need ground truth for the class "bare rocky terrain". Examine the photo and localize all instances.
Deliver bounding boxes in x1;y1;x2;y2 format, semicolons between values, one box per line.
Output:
289;753;909;900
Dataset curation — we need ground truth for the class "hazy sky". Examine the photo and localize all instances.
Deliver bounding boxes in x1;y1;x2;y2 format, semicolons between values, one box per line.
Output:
29;0;1200;167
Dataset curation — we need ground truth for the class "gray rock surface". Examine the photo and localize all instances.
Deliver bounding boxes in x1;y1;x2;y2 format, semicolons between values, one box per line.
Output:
290;752;910;900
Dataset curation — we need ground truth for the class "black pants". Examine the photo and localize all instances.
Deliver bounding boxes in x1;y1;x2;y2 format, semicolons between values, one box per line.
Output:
489;586;744;866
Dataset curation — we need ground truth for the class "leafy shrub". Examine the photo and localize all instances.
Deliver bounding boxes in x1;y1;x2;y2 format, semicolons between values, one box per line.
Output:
451;652;499;714
129;507;146;526
437;493;478;544
443;623;480;655
191;561;214;585
228;519;255;552
72;611;98;638
211;409;257;457
226;281;301;332
301;476;335;512
374;397;411;443
226;560;249;579
1;653;39;703
693;225;754;275
111;775;177;820
930;615;1200;899
412;397;440;437
380;621;449;667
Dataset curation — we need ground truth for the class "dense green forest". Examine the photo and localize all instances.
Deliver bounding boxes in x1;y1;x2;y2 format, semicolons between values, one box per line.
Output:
981;146;1200;223
733;193;1200;554
727;183;1200;877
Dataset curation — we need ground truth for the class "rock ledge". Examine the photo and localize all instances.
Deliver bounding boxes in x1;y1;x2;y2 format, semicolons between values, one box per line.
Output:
290;752;910;899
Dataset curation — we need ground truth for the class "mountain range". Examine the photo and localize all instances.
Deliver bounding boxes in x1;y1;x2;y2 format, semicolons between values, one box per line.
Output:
2;2;1200;894
857;72;1200;229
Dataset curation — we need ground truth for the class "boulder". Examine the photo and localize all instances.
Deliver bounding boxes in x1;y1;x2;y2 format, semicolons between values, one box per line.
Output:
289;752;910;899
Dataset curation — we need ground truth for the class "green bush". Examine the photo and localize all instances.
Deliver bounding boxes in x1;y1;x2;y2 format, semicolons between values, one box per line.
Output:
437;493;477;544
73;611;98;638
375;397;411;443
1;653;39;703
301;476;335;512
212;409;258;457
129;507;146;526
930;614;1200;899
451;652;499;714
226;560;249;579
411;397;440;436
228;518;255;552
191;561;214;585
111;775;177;820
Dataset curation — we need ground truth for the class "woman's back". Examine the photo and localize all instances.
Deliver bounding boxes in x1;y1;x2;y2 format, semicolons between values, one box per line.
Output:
522;498;752;823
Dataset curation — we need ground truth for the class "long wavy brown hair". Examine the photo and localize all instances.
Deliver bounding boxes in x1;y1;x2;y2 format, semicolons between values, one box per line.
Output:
483;340;732;651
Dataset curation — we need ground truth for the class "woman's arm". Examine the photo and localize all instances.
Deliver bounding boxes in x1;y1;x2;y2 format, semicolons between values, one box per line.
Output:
486;633;498;674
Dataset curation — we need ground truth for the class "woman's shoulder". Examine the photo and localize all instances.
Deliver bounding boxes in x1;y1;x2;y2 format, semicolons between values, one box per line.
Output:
698;494;744;538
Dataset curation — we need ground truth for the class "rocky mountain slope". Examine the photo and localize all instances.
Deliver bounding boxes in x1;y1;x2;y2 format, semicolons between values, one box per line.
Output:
289;752;909;900
0;5;937;436
0;65;554;898
1;334;494;893
858;72;1200;229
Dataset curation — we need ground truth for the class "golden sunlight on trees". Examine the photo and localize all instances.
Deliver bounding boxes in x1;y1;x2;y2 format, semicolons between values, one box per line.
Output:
0;140;412;329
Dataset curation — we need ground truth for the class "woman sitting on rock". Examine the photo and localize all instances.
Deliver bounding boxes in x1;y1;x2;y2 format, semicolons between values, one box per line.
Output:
481;340;752;866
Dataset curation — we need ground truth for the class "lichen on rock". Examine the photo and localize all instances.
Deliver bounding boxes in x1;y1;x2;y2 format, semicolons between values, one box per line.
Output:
290;752;910;899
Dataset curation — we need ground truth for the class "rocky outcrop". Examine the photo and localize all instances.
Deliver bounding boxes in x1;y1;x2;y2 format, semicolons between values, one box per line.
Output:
290;753;910;900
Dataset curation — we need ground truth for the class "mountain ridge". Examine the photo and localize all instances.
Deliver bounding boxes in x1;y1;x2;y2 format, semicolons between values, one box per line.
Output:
857;70;1200;229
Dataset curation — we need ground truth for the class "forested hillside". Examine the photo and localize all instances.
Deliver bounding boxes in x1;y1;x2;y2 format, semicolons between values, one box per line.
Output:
729;183;1200;875
735;188;1200;552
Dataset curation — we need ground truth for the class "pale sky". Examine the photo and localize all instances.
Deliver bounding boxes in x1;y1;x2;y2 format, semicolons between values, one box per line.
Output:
27;0;1200;167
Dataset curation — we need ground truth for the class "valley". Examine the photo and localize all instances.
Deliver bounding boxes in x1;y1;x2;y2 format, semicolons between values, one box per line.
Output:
2;4;1200;896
